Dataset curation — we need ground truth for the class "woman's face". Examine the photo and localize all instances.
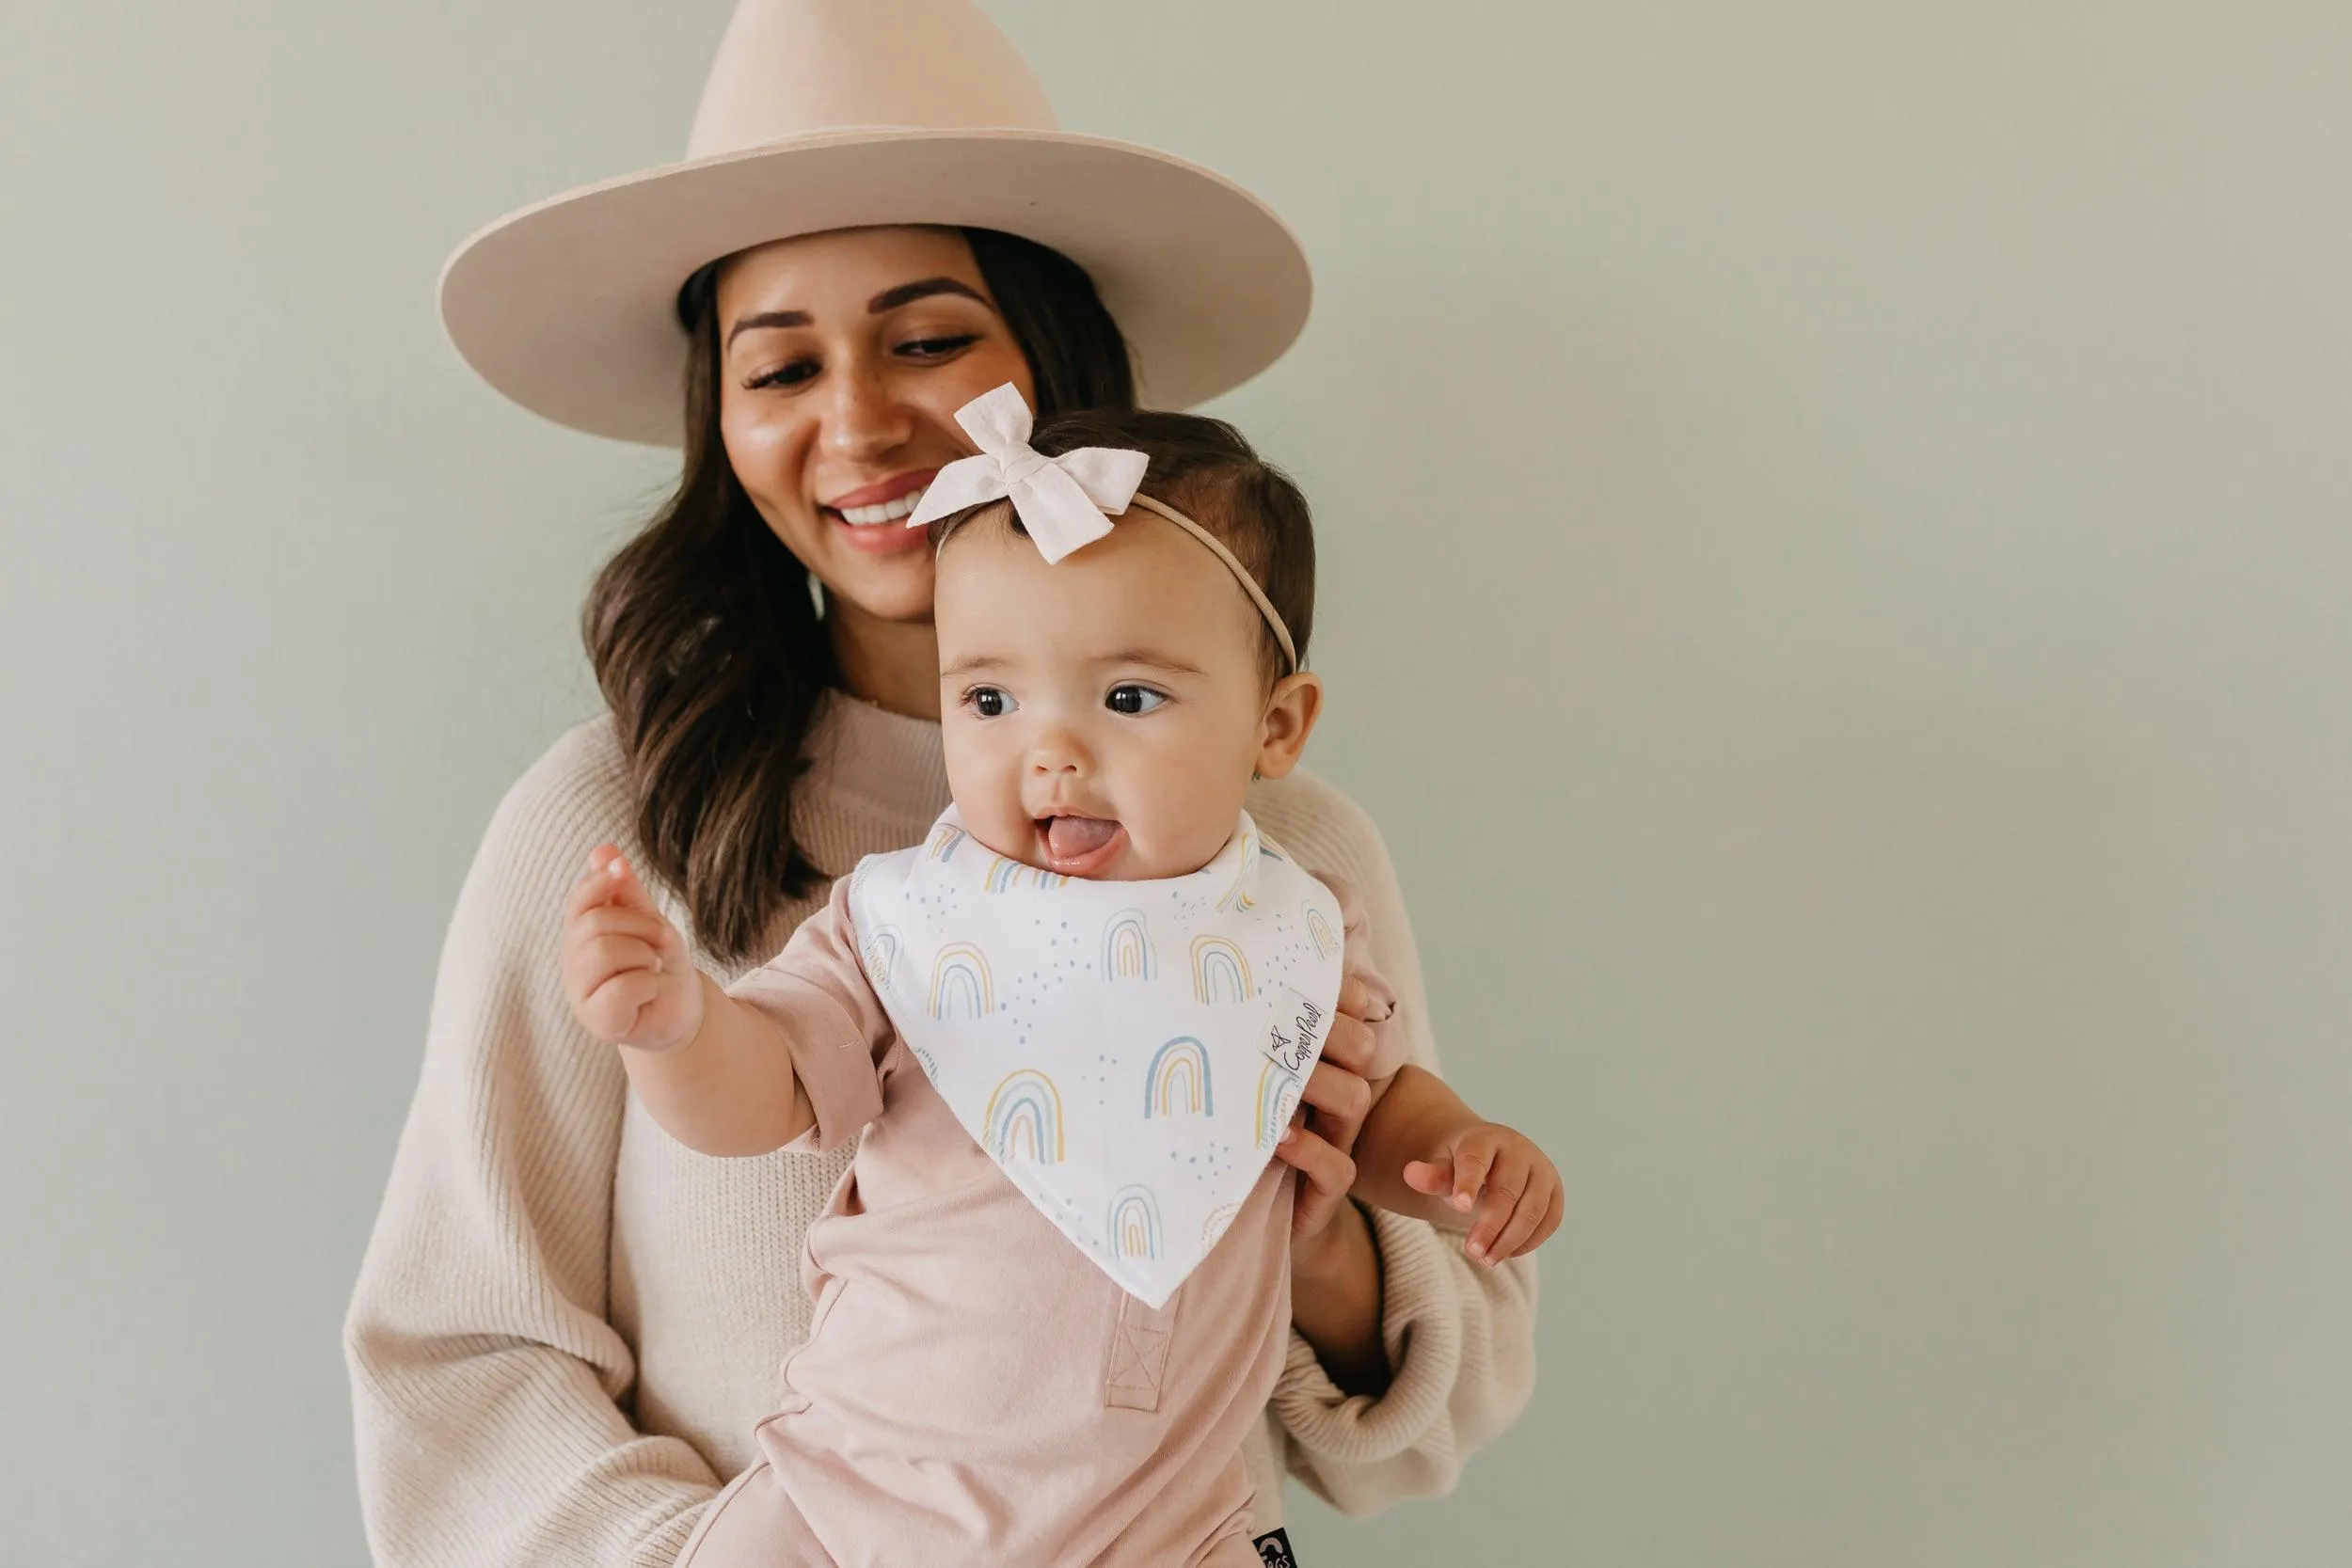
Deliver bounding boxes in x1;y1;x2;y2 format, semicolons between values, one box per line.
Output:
714;227;1037;626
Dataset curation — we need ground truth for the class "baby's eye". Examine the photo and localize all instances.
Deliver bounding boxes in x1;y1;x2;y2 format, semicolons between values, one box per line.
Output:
1105;684;1168;716
967;686;1016;719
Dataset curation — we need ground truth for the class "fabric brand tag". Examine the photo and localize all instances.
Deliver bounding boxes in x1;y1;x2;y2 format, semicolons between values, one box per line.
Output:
1253;1528;1300;1566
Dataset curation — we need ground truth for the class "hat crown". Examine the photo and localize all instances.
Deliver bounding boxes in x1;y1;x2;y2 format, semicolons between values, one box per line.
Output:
688;0;1059;159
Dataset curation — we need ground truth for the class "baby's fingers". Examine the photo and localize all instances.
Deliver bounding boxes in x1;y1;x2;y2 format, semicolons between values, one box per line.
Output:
565;846;661;919
570;903;675;954
1484;1170;1560;1263
580;968;664;1044
1401;1158;1454;1198
1448;1135;1496;1215
1463;1149;1528;1261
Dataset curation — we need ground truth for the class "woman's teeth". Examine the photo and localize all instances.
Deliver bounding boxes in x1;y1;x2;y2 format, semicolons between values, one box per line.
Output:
837;491;923;526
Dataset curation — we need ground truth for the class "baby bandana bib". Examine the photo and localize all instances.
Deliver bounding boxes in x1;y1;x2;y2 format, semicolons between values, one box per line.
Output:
848;806;1345;1307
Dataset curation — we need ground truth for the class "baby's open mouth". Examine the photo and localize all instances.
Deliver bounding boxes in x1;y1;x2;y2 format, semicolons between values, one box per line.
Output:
1037;814;1124;875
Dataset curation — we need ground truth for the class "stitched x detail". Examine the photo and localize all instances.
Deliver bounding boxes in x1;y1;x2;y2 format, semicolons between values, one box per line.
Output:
1104;1323;1169;1411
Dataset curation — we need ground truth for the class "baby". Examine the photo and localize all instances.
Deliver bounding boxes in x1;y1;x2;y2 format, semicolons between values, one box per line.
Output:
560;388;1561;1567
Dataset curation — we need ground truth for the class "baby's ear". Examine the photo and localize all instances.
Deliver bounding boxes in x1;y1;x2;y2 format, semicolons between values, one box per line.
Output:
1254;673;1324;781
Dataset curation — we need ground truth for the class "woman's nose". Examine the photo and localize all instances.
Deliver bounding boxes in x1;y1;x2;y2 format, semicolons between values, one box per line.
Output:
820;357;913;460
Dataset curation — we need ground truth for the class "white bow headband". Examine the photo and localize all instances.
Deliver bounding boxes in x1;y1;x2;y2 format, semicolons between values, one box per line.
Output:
904;384;1300;673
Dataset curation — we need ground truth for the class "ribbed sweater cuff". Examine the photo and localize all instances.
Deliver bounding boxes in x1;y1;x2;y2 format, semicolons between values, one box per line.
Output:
1270;1207;1465;1465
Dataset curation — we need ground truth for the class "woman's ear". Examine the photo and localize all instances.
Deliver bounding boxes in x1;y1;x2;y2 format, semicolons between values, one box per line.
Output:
1254;672;1324;781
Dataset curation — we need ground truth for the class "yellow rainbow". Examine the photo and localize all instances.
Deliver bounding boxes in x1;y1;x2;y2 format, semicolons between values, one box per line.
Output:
984;1069;1064;1164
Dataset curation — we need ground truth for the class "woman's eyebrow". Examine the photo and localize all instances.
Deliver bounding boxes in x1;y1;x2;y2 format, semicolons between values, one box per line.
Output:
725;309;812;348
866;277;989;314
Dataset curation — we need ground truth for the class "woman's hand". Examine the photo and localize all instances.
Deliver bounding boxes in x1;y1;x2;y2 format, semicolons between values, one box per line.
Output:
1278;968;1391;1241
560;846;703;1052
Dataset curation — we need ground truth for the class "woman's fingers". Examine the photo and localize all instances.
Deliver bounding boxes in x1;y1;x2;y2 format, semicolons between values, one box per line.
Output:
1333;970;1393;1026
1297;1058;1373;1158
1276;1123;1356;1238
1319;1013;1375;1075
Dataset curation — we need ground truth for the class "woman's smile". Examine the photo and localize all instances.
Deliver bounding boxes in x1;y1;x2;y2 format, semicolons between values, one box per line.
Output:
824;468;939;552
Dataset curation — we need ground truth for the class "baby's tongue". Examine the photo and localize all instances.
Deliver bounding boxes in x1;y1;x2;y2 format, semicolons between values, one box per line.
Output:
1045;815;1120;862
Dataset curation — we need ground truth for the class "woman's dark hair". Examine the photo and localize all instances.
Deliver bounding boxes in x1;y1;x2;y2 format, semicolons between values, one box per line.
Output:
946;408;1316;682
582;229;1135;963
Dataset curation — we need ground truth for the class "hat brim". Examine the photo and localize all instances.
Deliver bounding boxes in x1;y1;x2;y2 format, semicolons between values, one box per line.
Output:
438;127;1312;446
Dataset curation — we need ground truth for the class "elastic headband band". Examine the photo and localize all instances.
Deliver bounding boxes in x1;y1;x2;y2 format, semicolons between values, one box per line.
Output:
907;384;1301;674
1121;494;1299;674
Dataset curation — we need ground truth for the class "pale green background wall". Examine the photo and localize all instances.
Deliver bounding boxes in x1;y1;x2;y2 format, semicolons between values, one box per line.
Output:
5;2;2350;1563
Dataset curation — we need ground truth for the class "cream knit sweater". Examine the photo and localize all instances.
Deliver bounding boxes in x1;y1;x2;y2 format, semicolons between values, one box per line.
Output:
344;693;1536;1567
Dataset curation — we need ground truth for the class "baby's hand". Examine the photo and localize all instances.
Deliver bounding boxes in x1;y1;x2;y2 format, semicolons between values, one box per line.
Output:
1402;1124;1562;1267
560;846;703;1052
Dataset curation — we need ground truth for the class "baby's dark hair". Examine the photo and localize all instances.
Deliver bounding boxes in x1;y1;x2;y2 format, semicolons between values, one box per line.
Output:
935;408;1315;679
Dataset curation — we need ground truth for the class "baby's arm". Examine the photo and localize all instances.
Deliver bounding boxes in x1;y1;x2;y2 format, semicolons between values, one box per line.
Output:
1351;1066;1563;1267
559;847;816;1156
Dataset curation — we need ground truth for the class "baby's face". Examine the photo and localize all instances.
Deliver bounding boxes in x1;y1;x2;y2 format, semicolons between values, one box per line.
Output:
934;509;1297;881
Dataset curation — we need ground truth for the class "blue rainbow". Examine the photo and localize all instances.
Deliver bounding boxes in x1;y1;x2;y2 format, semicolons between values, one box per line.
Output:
1191;934;1254;1005
1201;1202;1241;1251
1256;1062;1303;1149
1101;909;1154;980
927;822;967;862
1142;1037;1213;1118
928;942;994;1019
984;1069;1064;1164
1108;1185;1161;1261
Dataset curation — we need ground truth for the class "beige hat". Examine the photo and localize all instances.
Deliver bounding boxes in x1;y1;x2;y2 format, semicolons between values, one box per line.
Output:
438;0;1313;446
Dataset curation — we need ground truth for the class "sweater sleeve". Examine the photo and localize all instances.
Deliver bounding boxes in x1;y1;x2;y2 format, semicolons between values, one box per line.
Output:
342;727;718;1567
1245;770;1541;1515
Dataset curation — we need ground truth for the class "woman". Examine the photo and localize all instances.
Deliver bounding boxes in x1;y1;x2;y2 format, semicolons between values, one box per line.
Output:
345;3;1536;1562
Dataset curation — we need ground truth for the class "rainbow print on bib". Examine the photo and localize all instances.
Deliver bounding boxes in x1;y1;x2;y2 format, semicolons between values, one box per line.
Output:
849;804;1346;1306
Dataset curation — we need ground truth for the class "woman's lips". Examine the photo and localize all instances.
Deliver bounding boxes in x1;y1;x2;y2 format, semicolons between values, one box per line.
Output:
826;468;937;513
822;468;938;556
1038;815;1126;876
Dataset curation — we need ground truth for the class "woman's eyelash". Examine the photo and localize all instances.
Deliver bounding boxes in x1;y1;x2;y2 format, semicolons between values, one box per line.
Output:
743;360;818;390
742;335;973;389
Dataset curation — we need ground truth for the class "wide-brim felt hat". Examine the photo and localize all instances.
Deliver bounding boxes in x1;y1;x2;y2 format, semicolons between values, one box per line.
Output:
438;0;1313;446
